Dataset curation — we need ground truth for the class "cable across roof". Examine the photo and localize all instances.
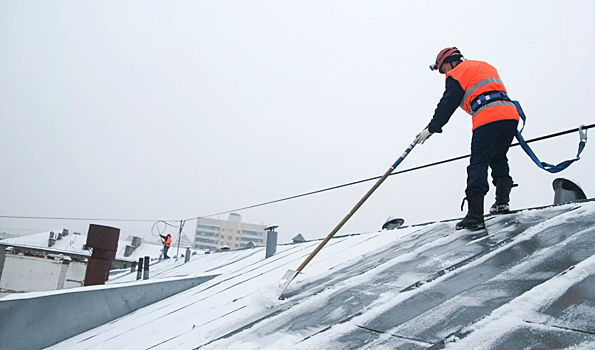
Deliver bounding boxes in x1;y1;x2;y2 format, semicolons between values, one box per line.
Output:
1;124;592;223
189;123;594;220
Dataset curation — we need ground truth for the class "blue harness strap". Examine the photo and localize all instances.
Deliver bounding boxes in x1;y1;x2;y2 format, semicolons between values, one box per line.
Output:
470;92;588;173
469;91;511;113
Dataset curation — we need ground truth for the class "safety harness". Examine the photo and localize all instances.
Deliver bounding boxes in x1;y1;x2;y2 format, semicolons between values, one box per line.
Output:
470;91;588;173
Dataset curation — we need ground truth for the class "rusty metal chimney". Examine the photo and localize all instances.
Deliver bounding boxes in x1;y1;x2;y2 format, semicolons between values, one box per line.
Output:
84;224;120;286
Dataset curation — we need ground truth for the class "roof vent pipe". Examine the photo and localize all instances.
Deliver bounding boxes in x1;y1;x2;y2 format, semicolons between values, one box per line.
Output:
184;247;191;263
382;217;405;231
553;178;587;205
292;234;306;244
143;256;150;280
265;225;278;259
48;232;56;247
136;257;143;280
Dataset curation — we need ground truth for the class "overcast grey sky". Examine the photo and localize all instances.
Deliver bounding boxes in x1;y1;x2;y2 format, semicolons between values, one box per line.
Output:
1;0;593;245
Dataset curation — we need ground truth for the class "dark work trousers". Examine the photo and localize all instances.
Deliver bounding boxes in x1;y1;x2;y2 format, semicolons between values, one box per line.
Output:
163;245;170;258
466;119;519;195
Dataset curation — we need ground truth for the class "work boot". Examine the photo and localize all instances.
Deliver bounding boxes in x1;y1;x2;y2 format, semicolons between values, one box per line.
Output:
490;178;513;214
456;193;485;231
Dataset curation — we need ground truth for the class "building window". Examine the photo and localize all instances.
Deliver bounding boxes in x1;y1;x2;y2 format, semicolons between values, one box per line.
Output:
195;237;217;244
241;236;264;244
196;231;218;237
197;224;220;231
243;230;264;237
227;235;232;240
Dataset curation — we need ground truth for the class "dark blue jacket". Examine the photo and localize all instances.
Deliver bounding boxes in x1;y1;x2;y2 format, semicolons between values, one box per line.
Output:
428;76;465;134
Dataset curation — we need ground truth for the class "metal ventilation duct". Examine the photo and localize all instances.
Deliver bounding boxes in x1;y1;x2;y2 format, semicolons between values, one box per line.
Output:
382;217;405;230
553;178;587;205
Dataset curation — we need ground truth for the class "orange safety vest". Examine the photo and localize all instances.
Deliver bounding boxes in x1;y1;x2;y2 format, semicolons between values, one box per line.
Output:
447;60;519;131
165;236;172;247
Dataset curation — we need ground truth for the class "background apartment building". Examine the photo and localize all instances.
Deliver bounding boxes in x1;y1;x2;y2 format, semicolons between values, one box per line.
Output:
194;213;267;251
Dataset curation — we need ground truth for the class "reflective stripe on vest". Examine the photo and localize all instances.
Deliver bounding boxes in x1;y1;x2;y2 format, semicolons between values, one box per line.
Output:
461;78;505;111
447;60;519;130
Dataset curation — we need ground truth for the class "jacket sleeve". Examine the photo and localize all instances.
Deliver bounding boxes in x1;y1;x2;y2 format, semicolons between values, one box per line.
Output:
428;76;465;134
159;234;166;240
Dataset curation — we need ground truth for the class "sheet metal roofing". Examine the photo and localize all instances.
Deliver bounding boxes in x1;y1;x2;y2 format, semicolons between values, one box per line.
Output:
49;200;595;350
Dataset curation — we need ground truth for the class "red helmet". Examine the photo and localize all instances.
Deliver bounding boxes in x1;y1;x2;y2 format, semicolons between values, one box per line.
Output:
430;47;462;73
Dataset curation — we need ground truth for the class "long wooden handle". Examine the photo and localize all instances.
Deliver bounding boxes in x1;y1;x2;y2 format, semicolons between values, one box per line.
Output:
295;141;417;273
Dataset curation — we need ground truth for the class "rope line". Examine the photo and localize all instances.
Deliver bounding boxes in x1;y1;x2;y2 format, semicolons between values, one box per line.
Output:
0;124;591;223
0;215;169;222
190;123;594;220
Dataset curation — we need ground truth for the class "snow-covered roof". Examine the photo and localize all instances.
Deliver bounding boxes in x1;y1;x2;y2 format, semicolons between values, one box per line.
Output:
0;231;169;262
47;200;595;349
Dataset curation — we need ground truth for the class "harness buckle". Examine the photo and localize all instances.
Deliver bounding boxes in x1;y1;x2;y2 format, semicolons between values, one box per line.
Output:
579;125;588;142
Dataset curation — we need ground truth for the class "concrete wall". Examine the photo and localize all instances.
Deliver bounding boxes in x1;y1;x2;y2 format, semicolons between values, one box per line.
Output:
0;274;217;350
0;243;133;272
0;254;69;292
64;260;87;289
1;251;86;292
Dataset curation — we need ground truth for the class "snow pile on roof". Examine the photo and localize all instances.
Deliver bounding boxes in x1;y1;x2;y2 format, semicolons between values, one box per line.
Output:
0;230;87;254
49;201;595;349
0;231;170;261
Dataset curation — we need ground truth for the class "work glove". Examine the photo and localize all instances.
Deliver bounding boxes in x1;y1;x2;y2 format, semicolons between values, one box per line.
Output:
414;127;433;145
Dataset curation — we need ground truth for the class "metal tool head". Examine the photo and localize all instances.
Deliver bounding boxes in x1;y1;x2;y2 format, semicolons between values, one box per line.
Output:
278;269;299;300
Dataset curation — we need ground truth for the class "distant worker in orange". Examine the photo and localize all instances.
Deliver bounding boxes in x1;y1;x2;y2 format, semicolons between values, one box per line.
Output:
414;47;520;231
159;233;172;259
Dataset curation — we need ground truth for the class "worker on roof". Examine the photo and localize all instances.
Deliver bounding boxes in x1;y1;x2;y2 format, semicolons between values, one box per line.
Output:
159;233;172;259
414;47;520;231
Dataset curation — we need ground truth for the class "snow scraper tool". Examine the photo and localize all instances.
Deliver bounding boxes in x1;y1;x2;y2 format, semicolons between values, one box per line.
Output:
279;139;418;300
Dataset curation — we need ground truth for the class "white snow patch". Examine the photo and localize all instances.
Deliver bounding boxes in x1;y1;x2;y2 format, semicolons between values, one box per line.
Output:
42;201;595;350
246;281;285;311
442;252;595;350
202;333;304;350
564;340;595;350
